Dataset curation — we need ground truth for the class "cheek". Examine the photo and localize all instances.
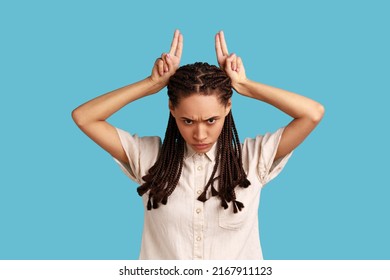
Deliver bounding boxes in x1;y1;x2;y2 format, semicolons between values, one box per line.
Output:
212;122;225;137
175;122;190;138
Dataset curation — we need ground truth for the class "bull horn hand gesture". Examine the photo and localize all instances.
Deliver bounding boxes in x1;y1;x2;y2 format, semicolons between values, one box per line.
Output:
215;31;247;87
150;29;183;88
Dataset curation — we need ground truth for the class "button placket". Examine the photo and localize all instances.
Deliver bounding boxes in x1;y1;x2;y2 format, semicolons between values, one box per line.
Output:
193;154;205;260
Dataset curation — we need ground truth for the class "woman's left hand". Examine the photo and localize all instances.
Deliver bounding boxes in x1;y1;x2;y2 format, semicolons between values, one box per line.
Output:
215;31;247;88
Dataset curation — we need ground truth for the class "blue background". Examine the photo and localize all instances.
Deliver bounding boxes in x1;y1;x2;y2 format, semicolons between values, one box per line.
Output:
1;0;389;260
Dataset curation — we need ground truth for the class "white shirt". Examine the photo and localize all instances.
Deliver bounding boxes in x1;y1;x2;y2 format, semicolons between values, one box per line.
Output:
113;127;292;260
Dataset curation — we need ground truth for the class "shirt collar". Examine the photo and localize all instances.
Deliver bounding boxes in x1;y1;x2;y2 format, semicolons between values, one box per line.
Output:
184;142;217;162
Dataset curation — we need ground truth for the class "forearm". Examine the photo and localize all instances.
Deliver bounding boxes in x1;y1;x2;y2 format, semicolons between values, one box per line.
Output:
72;77;164;126
234;79;324;122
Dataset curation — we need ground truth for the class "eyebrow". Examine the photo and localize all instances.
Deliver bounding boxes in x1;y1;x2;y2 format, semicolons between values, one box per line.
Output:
180;116;220;121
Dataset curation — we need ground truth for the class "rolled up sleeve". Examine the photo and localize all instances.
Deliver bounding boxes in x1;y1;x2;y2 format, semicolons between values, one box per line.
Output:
113;128;161;185
242;127;293;186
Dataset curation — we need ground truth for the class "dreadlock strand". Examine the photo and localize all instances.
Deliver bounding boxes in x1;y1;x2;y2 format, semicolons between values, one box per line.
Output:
197;137;222;202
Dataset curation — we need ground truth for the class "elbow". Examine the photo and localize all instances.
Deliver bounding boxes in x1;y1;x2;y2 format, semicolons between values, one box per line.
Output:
311;103;325;123
71;107;86;127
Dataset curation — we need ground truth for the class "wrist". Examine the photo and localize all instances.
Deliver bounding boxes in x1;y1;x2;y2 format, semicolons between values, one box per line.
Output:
232;78;251;95
145;76;167;94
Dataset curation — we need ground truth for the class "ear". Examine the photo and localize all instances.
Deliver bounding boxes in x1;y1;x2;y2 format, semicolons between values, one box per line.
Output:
224;99;232;116
169;100;176;117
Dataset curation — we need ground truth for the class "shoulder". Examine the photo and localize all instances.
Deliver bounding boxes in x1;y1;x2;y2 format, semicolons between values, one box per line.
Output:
241;127;293;185
116;128;162;148
242;127;285;155
115;127;162;162
113;128;162;183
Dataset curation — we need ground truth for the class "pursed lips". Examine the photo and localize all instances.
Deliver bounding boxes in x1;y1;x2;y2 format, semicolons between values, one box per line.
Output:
193;143;210;148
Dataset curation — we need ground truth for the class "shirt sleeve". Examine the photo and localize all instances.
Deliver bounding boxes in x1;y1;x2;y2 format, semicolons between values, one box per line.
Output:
112;127;161;185
242;127;293;186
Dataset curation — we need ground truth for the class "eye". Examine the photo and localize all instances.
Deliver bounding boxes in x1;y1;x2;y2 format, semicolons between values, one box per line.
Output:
184;119;193;125
207;118;216;124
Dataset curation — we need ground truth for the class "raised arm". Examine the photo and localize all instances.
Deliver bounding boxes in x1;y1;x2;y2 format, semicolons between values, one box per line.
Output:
72;30;183;163
215;31;325;160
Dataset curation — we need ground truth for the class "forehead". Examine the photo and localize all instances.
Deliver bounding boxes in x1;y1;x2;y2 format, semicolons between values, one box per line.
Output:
173;94;226;117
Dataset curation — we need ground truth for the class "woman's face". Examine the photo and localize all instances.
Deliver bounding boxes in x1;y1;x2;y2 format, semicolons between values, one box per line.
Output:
170;93;231;153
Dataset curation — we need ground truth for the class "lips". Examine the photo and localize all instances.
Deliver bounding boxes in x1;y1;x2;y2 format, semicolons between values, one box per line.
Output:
193;143;211;150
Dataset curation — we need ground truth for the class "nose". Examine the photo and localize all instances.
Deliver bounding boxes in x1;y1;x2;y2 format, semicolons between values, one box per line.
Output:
193;124;207;142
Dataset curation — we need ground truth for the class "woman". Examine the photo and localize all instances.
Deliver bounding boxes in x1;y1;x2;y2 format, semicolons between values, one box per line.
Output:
72;30;324;259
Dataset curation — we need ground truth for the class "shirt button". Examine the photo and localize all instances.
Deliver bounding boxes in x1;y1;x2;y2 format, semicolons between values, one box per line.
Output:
197;190;202;195
197;166;203;171
196;236;201;241
196;208;201;214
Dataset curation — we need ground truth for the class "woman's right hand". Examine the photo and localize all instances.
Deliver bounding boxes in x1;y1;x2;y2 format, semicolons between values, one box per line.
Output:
149;29;183;88
72;30;183;165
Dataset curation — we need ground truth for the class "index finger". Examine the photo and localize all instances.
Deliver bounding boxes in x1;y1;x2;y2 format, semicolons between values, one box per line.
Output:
169;29;183;58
